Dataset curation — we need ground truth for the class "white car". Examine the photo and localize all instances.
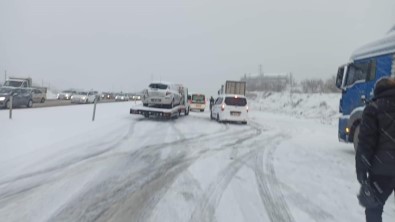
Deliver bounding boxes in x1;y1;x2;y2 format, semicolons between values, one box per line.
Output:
211;94;248;124
71;91;98;104
143;82;182;108
115;94;129;101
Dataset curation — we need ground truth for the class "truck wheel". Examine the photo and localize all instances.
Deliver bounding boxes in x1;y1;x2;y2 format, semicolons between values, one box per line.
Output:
41;98;45;103
185;107;189;116
353;125;360;152
200;109;204;112
143;103;148;107
27;100;33;108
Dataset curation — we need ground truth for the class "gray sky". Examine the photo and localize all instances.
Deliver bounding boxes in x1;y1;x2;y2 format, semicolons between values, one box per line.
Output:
1;0;394;96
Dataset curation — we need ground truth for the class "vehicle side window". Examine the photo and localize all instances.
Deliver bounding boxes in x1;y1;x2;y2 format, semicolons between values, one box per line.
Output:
367;60;376;82
22;82;27;87
345;62;369;86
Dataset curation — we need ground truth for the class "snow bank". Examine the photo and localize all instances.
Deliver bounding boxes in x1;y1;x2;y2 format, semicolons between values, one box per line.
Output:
248;91;341;125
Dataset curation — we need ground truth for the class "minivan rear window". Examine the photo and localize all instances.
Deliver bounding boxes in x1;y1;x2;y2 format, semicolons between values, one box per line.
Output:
192;95;205;104
225;97;247;106
149;83;168;90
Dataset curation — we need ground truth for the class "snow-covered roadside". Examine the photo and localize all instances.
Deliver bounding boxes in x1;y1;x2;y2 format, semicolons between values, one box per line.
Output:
248;92;340;125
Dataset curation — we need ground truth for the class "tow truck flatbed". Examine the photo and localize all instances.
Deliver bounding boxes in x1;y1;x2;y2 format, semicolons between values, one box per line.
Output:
130;105;189;119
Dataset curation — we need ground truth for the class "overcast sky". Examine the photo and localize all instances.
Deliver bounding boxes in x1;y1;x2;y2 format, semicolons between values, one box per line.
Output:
0;0;394;95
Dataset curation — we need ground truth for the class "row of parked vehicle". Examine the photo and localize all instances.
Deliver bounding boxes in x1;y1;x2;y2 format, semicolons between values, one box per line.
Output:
56;90;142;104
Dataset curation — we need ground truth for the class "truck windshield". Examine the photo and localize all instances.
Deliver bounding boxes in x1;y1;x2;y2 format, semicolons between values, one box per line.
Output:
225;97;247;106
4;81;23;87
149;83;168;90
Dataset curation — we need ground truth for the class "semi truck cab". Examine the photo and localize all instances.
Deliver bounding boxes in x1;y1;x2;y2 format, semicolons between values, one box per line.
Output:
336;28;395;150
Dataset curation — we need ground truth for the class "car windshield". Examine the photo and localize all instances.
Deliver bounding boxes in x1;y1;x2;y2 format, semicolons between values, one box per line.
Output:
224;97;247;106
192;95;205;104
149;83;168;90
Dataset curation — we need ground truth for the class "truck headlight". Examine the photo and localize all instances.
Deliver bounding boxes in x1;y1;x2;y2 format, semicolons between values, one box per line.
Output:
0;97;5;101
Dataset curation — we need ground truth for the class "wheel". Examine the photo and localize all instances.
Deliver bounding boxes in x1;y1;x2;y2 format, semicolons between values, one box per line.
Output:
27;100;33;108
353;125;360;152
217;114;220;122
143;103;148;107
85;99;89;104
169;99;175;109
200;109;204;112
242;121;247;125
185;107;189;116
41;98;45;103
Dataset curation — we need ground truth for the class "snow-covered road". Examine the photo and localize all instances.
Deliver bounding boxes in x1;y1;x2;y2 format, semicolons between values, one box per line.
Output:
0;101;394;222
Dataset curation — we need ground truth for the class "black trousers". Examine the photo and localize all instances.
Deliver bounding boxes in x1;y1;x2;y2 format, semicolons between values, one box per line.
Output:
365;174;395;222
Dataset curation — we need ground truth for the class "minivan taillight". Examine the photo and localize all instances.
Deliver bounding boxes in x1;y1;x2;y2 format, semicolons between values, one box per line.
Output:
221;104;225;111
166;91;172;96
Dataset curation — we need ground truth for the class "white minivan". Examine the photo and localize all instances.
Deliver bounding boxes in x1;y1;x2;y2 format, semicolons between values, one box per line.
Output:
211;94;248;124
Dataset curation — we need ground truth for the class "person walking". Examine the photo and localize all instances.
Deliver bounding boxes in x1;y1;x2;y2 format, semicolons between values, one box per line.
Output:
356;77;395;222
209;96;215;111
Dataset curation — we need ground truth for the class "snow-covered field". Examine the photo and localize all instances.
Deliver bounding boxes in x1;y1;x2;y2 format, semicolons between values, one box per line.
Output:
0;94;394;222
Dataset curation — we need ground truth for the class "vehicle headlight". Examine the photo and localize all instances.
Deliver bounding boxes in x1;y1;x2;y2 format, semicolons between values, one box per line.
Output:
0;97;5;101
82;96;86;100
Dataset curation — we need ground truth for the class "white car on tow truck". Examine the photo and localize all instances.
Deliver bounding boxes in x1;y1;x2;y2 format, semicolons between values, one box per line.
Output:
142;82;182;108
211;94;248;124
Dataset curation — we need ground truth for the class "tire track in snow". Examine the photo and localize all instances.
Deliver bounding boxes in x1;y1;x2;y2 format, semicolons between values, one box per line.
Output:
0;120;139;204
254;139;296;222
189;124;267;222
51;122;259;222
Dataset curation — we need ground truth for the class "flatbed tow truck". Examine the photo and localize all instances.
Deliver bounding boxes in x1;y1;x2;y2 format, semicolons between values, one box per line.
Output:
130;104;189;119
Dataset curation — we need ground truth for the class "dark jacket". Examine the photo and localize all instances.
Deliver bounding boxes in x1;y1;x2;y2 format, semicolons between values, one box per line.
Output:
356;82;395;177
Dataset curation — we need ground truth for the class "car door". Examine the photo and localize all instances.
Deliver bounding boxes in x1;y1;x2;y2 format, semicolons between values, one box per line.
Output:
12;89;22;106
33;89;40;102
212;97;222;117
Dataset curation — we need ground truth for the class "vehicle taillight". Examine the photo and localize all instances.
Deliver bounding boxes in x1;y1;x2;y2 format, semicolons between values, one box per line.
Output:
221;104;225;111
166;91;172;96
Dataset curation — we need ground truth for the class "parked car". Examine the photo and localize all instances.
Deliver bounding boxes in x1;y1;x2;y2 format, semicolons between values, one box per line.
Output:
101;92;114;100
142;82;182;108
132;95;141;100
0;87;33;109
30;88;46;103
115;94;129;101
211;94;248;124
71;91;98;104
57;90;76;100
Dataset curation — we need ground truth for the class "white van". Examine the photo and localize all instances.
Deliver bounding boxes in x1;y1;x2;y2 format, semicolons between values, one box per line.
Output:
189;93;206;112
211;94;248;124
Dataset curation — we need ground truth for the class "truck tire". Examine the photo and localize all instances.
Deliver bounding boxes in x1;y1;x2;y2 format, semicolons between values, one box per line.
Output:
200;109;204;112
353;125;360;152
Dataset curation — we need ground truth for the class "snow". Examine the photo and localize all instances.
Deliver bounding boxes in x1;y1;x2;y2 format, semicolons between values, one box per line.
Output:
0;93;394;222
